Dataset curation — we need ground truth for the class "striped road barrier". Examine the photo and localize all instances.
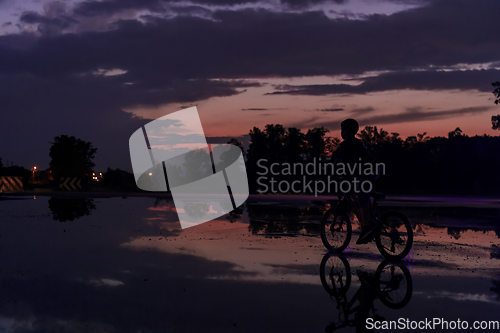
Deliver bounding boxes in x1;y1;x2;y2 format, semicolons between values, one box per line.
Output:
0;176;23;193
59;177;82;191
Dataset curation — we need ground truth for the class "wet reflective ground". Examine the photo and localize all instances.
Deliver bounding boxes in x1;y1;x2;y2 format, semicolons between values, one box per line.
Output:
0;194;499;332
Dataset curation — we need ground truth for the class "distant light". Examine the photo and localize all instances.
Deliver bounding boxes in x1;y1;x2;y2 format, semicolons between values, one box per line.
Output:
149;173;153;176
33;166;37;170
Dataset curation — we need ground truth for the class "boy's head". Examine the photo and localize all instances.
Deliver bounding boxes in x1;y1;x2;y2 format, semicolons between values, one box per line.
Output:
341;118;359;139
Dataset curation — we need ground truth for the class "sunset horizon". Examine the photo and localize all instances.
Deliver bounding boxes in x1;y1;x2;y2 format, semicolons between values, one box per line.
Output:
0;0;499;172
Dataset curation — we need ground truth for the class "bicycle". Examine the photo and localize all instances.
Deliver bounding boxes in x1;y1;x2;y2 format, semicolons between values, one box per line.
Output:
319;253;413;332
320;191;413;260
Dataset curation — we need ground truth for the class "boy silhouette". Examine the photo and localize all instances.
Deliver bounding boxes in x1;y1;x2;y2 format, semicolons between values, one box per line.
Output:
334;119;377;244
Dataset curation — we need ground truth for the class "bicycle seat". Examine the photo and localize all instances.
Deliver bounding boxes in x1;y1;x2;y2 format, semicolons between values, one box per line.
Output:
370;192;386;200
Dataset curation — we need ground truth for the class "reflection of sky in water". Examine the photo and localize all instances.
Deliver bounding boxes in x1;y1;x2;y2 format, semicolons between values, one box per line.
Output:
0;195;499;331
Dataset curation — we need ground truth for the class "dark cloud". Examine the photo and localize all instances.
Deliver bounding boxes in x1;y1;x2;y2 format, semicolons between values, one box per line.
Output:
297;106;494;130
241;107;289;111
351;106;375;114
169;5;213;17
74;0;165;17
318;108;344;111
268;69;500;95
20;11;77;35
4;1;500;80
381;0;424;3
281;0;347;8
73;0;259;17
358;106;493;126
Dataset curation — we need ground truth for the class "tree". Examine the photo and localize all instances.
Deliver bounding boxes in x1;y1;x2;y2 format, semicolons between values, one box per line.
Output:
284;128;305;162
492;81;499;129
493;115;500;130
101;168;135;189
304;127;330;158
49;135;97;179
493;81;500;105
448;127;463;139
357;126;389;146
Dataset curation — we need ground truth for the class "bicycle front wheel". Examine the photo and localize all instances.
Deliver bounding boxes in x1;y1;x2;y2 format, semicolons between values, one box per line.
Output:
375;211;413;260
320;253;351;296
321;209;352;252
376;260;413;309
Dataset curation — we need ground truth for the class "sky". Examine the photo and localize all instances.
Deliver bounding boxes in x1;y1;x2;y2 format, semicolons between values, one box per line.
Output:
0;0;499;172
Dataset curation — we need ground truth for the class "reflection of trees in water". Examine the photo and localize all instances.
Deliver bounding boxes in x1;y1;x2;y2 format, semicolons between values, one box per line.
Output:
219;199;244;223
246;203;328;236
413;222;500;242
184;202;210;218
49;198;96;222
245;203;500;239
153;197;243;222
153;197;174;207
491;247;500;260
447;227;463;240
491;280;500;301
226;206;244;223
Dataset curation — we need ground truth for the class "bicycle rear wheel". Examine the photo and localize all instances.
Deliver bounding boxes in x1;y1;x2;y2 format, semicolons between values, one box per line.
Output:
375;211;413;260
321;210;352;252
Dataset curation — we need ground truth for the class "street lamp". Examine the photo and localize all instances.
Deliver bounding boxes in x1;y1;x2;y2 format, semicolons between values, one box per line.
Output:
32;166;37;184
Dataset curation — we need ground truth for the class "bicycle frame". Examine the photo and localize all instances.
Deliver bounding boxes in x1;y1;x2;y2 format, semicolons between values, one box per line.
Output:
336;192;381;225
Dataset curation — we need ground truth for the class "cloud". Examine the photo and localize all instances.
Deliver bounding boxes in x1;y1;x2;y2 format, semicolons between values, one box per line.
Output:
358;106;493;126
20;10;77;35
268;69;500;96
281;0;347;8
73;0;262;17
318;108;344;111
241;107;289;111
2;0;500;169
3;1;500;80
295;106;494;129
73;0;166;17
351;106;375;115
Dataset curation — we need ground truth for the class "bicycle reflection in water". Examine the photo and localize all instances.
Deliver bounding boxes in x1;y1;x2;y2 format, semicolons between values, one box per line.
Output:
319;253;413;333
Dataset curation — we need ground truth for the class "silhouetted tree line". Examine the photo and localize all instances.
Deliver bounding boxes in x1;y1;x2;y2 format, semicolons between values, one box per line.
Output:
100;168;136;190
236;124;500;195
0;157;30;183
